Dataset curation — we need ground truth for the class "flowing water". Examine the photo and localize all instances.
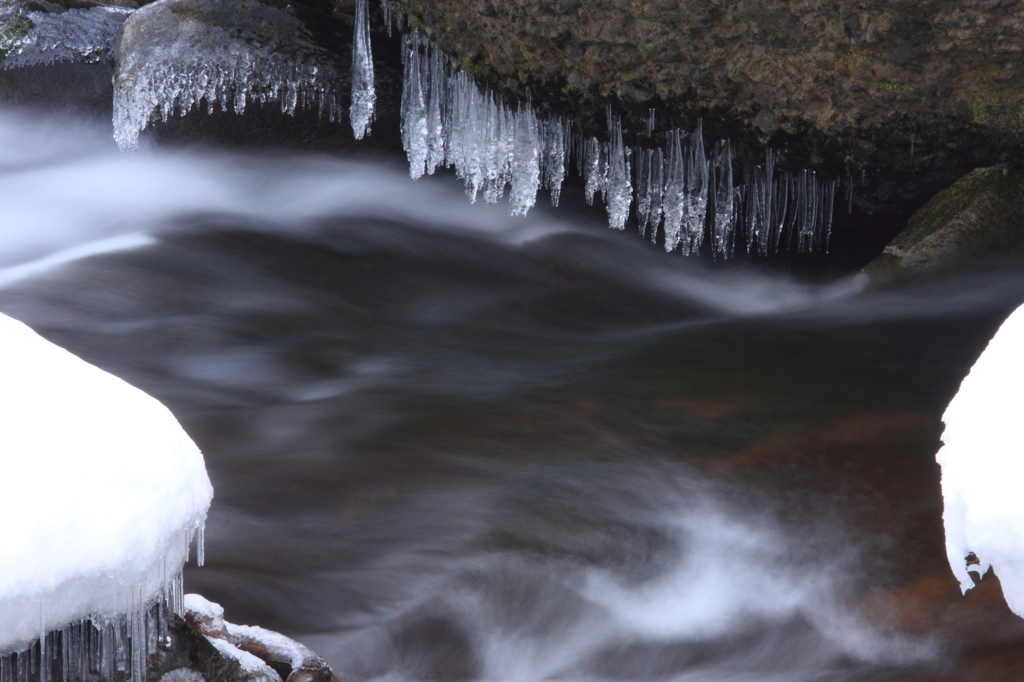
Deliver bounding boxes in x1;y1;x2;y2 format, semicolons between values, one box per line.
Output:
3;108;1024;681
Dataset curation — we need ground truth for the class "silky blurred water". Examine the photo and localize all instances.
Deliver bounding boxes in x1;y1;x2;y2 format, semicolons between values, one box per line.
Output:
3;108;1024;681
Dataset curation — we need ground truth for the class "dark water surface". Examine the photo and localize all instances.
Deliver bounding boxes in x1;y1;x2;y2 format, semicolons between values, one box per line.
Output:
4;109;1024;681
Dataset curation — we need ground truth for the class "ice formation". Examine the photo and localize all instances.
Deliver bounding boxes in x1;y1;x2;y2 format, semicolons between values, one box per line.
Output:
104;0;838;256
349;0;376;139
0;6;131;69
113;2;345;151
0;313;213;680
397;30;838;256
937;303;1024;619
400;32;569;216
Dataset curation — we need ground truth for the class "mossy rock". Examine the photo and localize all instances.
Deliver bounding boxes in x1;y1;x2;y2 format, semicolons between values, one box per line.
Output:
864;164;1024;277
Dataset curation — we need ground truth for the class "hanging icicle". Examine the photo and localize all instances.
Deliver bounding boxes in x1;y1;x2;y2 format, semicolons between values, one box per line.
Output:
394;29;838;252
605;117;633;230
712;140;735;258
350;0;376;139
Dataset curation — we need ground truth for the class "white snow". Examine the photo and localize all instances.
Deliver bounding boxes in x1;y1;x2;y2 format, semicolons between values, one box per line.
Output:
205;637;282;682
0;312;213;654
938;303;1024;618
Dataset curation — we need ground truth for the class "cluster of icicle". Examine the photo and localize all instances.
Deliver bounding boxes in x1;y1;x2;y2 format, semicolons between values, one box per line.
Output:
113;17;346;151
400;31;567;216
107;0;837;255
0;530;203;682
397;29;837;257
630;132;837;256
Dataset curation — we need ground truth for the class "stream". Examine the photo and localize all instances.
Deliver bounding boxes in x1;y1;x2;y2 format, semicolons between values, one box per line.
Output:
3;107;1024;681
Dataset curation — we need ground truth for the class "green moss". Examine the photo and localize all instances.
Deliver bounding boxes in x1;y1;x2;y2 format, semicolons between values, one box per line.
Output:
0;14;34;63
892;164;1024;249
459;52;499;85
967;63;1024;135
865;163;1024;278
863;77;899;93
834;45;870;75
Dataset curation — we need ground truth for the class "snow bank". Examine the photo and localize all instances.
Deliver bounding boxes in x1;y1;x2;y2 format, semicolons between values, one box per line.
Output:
0;312;213;654
938;303;1024;617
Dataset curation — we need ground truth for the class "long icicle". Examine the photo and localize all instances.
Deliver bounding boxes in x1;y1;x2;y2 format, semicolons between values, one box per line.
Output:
350;0;376;139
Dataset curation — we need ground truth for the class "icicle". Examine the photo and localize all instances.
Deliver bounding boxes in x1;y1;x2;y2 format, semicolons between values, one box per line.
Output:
605;118;632;230
101;621;114;682
130;586;144;682
401;32;429;179
541;118;567;207
583;137;605;206
648;148;664;244
197;521;206;567
573;126;585;178
712;140;735;258
38;609;47;682
636;149;653;238
682;122;709;255
824;179;837;252
661;129;686;252
509;105;541;216
114;620;126;675
424;42;446;175
773;172;790;253
845;166;854;214
797;169;815;252
762;150;775;255
350;0;376;140
381;0;393;37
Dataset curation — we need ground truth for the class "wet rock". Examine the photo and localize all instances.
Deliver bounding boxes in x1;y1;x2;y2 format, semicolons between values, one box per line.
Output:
0;0;134;110
864;164;1024;278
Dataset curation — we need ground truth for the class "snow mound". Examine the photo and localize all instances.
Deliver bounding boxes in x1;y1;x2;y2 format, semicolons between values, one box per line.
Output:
938;302;1024;618
0;312;213;654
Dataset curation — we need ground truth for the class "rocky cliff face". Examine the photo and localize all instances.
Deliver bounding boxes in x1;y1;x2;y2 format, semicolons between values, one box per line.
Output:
395;0;1024;256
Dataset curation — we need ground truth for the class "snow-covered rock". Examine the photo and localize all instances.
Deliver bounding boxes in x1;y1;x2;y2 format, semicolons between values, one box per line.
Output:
184;594;338;682
0;312;213;654
938;302;1024;618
